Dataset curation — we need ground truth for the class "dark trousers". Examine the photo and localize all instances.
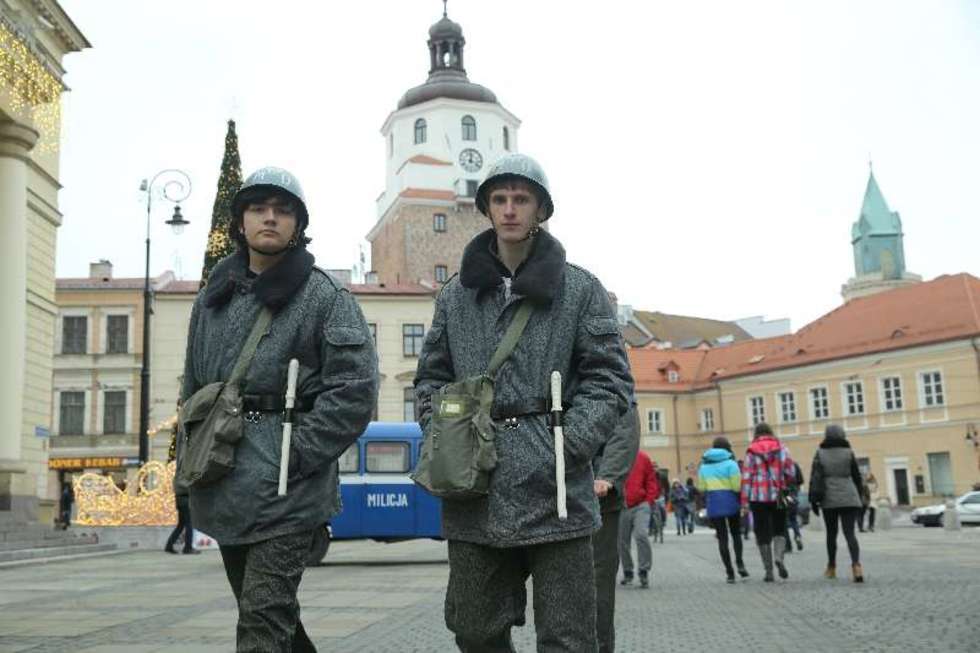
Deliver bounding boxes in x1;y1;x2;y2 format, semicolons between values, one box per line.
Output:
593;510;621;653
165;497;194;552
446;537;598;653
709;515;743;574
219;530;317;653
823;507;860;566
749;502;786;546
860;505;876;530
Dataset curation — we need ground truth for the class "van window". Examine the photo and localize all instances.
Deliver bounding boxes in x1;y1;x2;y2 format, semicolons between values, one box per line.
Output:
338;444;359;473
366;442;410;473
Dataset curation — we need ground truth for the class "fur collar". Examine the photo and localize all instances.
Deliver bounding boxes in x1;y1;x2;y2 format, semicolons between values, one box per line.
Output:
459;228;566;305
819;436;852;449
203;246;315;311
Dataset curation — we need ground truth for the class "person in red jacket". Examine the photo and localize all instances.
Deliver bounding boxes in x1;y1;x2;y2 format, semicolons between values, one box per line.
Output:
617;451;660;588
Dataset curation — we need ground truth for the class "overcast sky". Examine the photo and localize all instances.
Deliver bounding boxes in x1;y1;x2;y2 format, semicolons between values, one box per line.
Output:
54;0;980;330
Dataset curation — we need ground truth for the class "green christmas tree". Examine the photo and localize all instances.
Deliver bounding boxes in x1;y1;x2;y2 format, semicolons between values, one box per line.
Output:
199;119;243;288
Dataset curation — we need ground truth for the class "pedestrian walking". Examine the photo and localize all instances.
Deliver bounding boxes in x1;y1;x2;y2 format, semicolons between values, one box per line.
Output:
414;153;634;652
863;472;879;532
698;437;749;583
783;462;805;552
592;406;640;653
59;479;73;530
669;480;689;535
179;167;378;652
685;477;699;533
741;423;797;582
165;428;199;555
809;425;865;582
618;448;660;589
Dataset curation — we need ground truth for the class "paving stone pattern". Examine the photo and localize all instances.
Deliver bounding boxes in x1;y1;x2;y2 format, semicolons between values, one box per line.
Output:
0;526;977;652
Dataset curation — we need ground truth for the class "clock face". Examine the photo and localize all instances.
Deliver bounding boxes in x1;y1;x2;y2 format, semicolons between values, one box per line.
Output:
459;148;483;173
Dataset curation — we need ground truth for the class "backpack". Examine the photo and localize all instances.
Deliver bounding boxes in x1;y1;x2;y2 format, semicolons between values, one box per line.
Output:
411;301;534;500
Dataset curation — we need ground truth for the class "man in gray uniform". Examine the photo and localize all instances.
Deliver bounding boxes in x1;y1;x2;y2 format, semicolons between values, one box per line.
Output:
592;404;640;653
415;153;634;651
181;167;378;652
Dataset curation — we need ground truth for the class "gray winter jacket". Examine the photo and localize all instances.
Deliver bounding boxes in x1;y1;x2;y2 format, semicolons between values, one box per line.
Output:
809;427;863;510
593;405;641;514
181;248;378;545
414;229;634;547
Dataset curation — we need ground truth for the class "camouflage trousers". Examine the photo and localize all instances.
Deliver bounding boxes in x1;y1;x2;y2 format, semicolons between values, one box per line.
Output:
219;529;316;653
446;536;598;652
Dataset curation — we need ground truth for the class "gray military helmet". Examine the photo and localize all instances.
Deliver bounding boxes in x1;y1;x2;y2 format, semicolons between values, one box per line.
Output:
475;153;554;220
231;166;309;225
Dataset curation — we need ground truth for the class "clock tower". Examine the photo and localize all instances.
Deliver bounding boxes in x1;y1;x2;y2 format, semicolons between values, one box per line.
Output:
367;7;521;286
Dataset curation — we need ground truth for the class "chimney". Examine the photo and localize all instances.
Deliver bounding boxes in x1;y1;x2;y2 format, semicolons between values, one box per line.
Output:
90;259;113;281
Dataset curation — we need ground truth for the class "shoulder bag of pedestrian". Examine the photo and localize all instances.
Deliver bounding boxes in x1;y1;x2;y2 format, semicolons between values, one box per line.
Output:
176;307;272;489
411;301;533;500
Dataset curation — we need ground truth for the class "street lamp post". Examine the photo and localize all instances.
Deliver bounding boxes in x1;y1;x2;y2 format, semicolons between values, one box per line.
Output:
138;170;191;464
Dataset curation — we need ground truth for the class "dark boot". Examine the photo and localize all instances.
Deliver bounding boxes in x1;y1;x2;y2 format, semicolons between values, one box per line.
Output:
737;561;750;578
773;536;789;579
639;570;649;589
758;544;774;582
620;572;633;586
795;534;803;551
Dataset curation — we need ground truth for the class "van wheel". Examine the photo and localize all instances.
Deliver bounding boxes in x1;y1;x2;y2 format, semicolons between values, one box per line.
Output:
306;525;331;566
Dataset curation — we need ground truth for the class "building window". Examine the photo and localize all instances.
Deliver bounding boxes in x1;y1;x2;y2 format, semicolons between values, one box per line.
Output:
338;444;359;473
367;323;377;346
103;391;127;434
403;387;417;422
810;387;829;420
433;213;447;232
59;392;85;435
434;265;448;283
881;376;903;411
403;324;424;357
461;115;477;141
414;118;427;144
749;396;765;426
667;370;679;384
779;392;797;423
700;408;714;432
106;315;128;354
647;409;663;434
466;180;479;197
844;381;865;416
62;316;87;354
503;126;510;150
920;371;945;406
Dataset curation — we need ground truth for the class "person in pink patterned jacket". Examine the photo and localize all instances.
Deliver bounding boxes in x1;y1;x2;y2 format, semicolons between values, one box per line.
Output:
740;422;797;582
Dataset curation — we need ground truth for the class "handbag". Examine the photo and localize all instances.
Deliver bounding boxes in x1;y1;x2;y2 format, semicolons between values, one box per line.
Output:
176;307;273;489
411;301;534;500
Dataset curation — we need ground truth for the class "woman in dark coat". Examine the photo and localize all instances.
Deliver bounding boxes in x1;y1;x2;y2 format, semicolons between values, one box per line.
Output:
809;425;865;582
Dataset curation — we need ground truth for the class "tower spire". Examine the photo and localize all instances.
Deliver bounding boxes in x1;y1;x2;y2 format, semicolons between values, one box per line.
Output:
443;0;447;18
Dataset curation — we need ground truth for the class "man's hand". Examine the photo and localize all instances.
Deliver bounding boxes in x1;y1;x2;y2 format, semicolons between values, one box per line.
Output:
594;480;613;497
740;505;749;517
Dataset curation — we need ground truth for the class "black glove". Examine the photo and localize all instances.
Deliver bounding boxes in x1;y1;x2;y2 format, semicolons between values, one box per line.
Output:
811;503;821;517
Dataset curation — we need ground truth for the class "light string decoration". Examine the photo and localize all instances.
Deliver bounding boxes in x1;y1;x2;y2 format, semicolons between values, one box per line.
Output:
73;461;178;526
0;19;64;153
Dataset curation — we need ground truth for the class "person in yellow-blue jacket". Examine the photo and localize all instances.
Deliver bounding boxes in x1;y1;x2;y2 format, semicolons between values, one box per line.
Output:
698;437;749;583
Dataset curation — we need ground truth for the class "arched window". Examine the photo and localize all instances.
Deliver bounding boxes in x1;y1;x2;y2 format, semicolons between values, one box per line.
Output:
414;118;427;144
461;115;476;141
502;126;510;151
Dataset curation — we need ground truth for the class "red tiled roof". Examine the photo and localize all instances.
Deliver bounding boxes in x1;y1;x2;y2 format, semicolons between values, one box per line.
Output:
398;188;455;201
630;274;980;392
157;280;201;294
396;155;453;174
57;277;147;290
347;283;435;296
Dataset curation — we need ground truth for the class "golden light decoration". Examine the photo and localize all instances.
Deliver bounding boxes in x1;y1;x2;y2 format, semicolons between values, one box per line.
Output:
73;461;178;526
0;21;64;153
205;227;231;257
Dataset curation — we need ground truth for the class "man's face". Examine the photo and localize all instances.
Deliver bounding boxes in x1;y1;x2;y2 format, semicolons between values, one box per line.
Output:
241;196;298;254
487;182;543;245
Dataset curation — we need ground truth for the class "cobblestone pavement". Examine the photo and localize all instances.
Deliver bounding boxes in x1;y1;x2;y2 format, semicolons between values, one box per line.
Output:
0;525;977;652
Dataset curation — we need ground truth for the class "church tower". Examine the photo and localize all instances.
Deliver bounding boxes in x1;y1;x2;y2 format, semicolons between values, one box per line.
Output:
367;6;521;286
841;169;921;302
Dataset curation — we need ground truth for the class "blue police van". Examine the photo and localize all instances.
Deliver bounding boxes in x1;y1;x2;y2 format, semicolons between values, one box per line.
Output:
307;422;442;564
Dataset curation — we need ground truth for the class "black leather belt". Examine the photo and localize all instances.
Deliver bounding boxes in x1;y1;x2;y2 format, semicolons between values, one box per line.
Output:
242;394;313;424
491;397;549;420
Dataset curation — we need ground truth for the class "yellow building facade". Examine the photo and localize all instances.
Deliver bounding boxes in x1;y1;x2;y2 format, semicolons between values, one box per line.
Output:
632;274;980;507
0;1;88;523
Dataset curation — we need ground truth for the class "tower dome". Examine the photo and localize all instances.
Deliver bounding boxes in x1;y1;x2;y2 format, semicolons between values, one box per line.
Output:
398;7;498;109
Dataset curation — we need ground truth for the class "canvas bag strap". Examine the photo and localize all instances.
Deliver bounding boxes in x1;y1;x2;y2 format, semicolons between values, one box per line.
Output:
487;300;534;378
227;307;273;387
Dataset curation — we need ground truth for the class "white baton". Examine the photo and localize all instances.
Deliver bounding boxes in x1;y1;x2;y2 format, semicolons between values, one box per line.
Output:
278;359;300;497
550;371;568;521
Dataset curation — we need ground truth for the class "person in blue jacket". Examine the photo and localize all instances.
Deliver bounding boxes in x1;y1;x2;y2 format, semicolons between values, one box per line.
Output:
697;437;749;583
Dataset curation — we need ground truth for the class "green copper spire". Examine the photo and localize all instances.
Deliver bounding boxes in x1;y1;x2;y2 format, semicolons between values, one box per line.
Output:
851;170;906;279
